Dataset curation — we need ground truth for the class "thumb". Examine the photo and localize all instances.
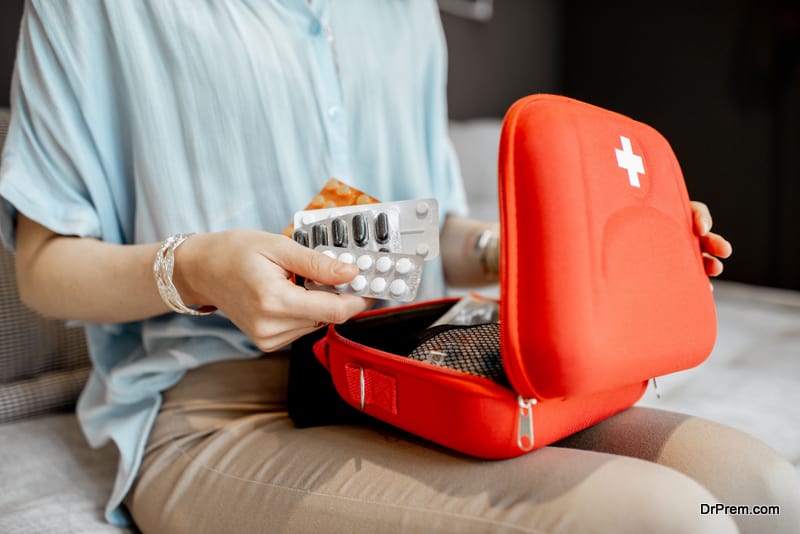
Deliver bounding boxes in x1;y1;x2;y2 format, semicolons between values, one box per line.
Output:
272;239;359;286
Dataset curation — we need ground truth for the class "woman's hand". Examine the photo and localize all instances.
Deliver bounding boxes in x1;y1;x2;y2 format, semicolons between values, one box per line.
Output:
175;230;370;352
690;201;733;277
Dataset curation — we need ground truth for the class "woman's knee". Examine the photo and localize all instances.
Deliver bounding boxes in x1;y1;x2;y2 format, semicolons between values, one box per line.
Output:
556;456;739;534
710;449;800;534
657;416;800;534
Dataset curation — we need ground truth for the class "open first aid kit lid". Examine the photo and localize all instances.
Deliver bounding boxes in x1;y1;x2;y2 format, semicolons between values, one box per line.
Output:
498;94;717;401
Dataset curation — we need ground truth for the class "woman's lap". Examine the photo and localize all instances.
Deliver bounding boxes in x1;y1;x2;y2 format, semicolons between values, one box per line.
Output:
126;358;799;534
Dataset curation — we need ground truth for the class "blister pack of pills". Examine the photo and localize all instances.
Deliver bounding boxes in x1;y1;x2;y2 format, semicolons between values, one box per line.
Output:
428;294;500;328
305;246;424;302
292;199;440;260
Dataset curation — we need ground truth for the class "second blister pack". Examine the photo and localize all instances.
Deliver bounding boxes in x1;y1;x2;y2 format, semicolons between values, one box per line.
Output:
292;199;440;260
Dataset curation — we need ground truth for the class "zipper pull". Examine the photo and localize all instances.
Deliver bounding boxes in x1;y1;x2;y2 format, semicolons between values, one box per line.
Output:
359;367;366;410
651;377;661;399
516;396;537;451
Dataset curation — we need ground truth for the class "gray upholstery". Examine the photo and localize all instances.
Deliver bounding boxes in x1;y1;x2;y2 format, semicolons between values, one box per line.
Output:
0;107;126;531
0;414;123;533
0;107;92;423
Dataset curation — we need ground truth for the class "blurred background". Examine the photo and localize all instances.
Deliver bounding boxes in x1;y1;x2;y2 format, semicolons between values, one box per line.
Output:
1;0;798;290
440;0;799;291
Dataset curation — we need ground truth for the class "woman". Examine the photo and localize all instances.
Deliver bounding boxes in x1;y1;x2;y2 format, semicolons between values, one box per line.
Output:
1;1;796;533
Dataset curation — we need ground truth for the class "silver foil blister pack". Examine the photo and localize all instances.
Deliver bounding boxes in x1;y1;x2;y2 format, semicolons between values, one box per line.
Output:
292;199;440;260
305;246;424;302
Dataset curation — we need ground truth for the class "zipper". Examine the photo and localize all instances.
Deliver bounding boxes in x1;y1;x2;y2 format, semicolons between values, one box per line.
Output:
650;377;661;399
516;396;537;451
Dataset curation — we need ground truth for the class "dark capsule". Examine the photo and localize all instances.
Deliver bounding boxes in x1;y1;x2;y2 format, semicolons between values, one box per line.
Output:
312;224;328;247
331;218;348;247
293;229;309;248
352;214;369;246
292;230;309;286
375;212;390;244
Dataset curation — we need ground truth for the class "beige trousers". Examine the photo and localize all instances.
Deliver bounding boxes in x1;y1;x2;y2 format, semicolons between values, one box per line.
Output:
126;356;800;534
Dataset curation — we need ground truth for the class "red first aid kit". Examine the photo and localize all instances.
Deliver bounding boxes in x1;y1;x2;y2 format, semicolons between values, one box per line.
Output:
296;94;717;459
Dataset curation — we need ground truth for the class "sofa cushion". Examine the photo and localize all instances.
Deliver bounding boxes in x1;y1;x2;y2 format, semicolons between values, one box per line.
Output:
0;107;92;423
0;413;129;533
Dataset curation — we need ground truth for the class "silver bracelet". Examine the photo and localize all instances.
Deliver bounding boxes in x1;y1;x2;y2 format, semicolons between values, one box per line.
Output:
474;227;500;280
153;233;217;316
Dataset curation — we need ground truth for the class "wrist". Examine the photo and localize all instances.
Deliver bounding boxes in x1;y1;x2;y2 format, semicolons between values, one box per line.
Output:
474;223;500;282
173;234;214;306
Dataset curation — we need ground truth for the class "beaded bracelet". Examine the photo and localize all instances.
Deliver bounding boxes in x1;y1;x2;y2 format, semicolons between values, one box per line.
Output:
153;233;217;316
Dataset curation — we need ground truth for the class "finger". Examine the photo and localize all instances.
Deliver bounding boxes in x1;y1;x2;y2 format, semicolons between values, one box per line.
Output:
278;281;371;323
266;238;359;286
254;325;321;353
690;201;712;236
703;253;724;277
251;315;327;337
362;297;379;310
701;232;733;259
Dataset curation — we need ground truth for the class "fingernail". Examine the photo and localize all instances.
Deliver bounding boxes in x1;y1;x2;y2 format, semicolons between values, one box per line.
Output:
701;219;710;235
334;261;357;277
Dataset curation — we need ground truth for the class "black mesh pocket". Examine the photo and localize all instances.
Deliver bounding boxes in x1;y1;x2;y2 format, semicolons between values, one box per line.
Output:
406;323;509;387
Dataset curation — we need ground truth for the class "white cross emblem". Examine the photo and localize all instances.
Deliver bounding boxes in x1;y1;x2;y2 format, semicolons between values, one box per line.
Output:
615;136;644;188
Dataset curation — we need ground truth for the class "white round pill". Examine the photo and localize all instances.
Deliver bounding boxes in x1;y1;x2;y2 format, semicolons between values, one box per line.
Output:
375;256;393;273
370;277;387;293
395;257;413;274
334;282;350;290
415;201;429;217
322;249;337;259
356;254;373;271
389;279;407;297
350;275;367;292
416;243;430;257
338;252;355;264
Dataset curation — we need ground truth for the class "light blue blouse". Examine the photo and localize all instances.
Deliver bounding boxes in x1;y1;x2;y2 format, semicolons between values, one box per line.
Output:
0;0;466;525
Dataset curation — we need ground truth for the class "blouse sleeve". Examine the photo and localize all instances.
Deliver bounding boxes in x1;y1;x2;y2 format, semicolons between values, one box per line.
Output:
0;1;124;251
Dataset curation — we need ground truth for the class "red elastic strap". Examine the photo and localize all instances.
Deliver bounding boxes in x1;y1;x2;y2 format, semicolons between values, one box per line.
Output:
344;364;398;415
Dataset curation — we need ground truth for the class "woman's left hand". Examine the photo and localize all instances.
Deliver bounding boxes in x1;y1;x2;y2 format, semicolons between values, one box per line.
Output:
690;201;733;277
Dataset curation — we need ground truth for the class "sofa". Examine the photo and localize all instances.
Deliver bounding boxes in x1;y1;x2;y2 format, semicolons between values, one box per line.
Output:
0;108;130;532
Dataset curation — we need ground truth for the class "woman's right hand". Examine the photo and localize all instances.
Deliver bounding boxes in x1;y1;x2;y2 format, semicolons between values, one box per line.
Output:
174;230;370;352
